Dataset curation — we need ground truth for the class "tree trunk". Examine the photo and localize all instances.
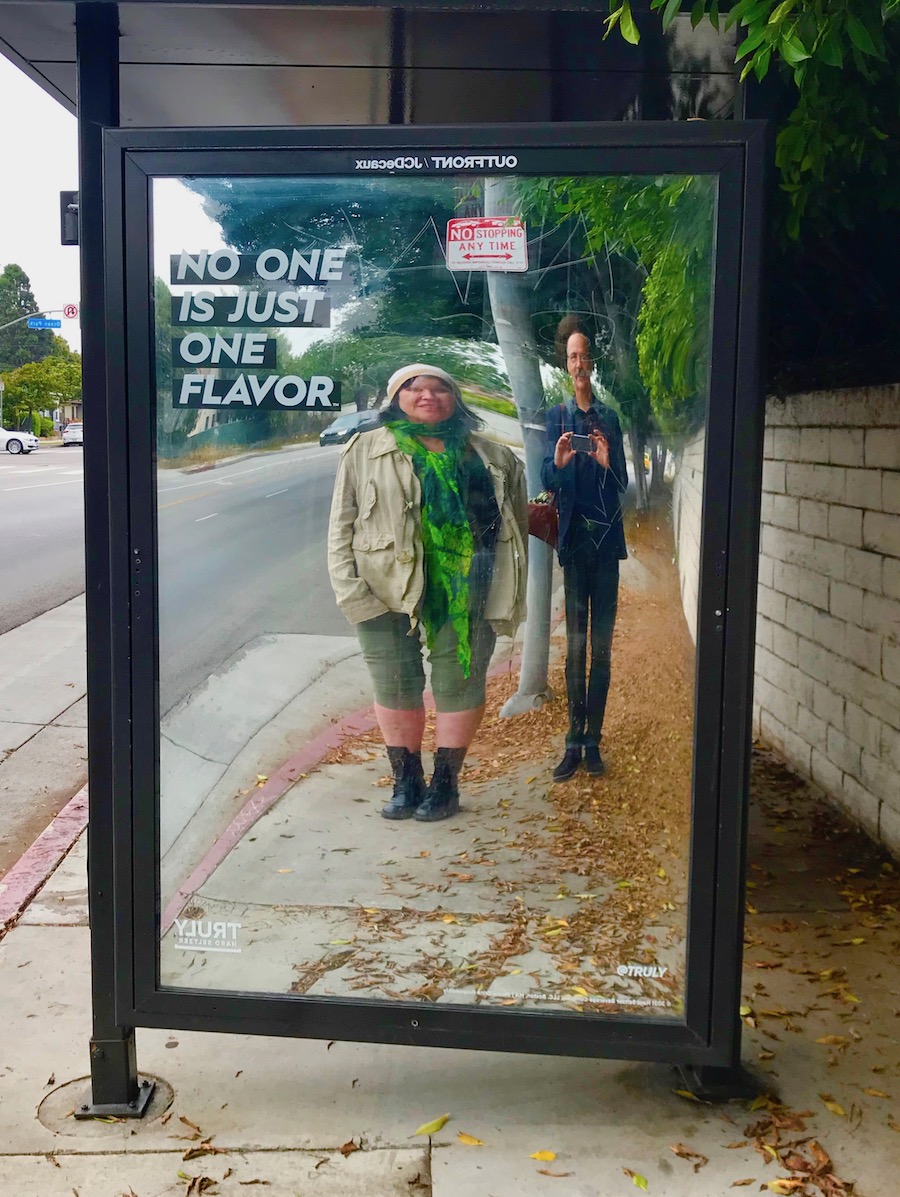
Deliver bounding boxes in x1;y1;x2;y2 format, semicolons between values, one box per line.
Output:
484;178;554;715
649;440;668;497
629;421;650;512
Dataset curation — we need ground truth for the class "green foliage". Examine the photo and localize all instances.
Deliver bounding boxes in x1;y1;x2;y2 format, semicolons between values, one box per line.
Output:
1;352;82;429
520;174;715;440
0;264;55;374
619;0;900;238
460;390;517;419
39;416;54;437
636;245;706;436
294;333;509;399
187;176;486;342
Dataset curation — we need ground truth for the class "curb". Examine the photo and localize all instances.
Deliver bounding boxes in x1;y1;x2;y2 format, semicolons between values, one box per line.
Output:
0;784;88;936
160;707;379;932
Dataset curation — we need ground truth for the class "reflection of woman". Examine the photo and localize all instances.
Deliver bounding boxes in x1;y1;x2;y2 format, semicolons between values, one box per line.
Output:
328;364;528;821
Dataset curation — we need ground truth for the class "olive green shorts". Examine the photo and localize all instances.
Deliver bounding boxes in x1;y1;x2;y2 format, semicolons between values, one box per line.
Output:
355;611;496;713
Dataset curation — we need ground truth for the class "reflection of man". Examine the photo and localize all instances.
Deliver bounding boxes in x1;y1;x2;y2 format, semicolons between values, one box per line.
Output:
541;321;628;781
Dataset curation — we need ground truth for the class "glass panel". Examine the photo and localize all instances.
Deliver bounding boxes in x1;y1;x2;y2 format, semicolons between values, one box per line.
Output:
153;167;716;1020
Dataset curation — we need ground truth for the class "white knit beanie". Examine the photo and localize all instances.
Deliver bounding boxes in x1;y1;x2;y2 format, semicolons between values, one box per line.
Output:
385;363;461;404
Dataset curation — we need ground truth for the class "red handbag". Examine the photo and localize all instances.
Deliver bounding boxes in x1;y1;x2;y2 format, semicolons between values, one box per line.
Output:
528;493;558;548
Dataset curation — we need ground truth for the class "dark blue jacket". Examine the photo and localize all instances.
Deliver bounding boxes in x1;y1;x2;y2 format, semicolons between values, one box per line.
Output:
540;397;628;561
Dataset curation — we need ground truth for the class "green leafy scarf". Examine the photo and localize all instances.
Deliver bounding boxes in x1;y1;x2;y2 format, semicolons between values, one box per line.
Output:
385;416;475;676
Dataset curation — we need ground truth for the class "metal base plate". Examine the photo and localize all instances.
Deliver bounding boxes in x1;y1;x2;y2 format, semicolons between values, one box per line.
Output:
675;1063;762;1102
74;1076;156;1120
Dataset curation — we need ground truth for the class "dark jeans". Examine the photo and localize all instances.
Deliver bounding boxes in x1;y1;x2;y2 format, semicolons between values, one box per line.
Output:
562;545;619;748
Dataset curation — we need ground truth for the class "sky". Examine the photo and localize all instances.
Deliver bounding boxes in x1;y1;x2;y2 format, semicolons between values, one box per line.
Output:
0;57;81;352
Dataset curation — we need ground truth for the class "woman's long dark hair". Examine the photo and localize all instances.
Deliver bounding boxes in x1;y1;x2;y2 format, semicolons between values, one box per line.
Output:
378;375;484;431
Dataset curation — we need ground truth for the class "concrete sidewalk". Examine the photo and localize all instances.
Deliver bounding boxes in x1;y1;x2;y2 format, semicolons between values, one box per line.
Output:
0;595;87;876
0;745;897;1196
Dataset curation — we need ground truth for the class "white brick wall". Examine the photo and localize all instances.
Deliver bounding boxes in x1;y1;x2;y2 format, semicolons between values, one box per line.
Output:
758;387;899;848
674;385;900;854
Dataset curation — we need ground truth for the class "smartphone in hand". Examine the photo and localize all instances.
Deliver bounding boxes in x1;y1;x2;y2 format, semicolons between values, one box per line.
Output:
571;433;593;453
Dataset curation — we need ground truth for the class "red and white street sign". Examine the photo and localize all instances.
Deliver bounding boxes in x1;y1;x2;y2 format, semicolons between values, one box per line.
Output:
446;217;528;273
63;303;79;319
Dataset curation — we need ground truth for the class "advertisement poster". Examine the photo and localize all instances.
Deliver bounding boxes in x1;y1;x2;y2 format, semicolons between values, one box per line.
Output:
151;164;717;1020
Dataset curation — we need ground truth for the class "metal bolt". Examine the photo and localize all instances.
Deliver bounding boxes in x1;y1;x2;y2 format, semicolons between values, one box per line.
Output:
80;1104;89;1111
141;1079;150;1088
128;1100;136;1109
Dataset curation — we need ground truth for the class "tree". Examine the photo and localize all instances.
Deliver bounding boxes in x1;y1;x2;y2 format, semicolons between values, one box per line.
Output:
606;0;899;389
294;332;508;399
1;353;82;429
186;176;487;342
0;264;54;374
519;173;716;447
607;0;900;239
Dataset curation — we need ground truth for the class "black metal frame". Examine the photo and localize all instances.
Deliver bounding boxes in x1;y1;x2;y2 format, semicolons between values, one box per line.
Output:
95;120;767;1076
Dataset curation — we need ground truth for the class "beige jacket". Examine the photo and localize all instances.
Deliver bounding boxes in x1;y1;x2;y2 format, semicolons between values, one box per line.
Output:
327;425;528;636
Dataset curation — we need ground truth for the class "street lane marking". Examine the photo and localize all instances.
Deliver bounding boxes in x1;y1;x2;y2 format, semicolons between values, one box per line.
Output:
2;479;80;492
265;489;289;498
154;447;339;493
194;512;218;522
158;459;293;494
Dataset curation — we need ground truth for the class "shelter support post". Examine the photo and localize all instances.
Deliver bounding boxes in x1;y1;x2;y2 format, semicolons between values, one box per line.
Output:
75;1;154;1120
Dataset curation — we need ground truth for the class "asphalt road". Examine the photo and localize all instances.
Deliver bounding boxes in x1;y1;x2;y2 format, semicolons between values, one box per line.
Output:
0;444;86;635
157;443;346;713
0;441;347;712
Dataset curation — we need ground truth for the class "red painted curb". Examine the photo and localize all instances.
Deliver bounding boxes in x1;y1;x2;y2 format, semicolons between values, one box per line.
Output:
0;784;89;934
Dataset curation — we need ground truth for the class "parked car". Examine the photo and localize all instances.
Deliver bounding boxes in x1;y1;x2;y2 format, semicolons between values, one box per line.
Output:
62;421;84;445
0;427;39;454
318;410;379;447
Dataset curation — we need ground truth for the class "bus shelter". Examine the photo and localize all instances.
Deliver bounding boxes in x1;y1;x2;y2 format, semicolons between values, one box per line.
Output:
0;1;768;1115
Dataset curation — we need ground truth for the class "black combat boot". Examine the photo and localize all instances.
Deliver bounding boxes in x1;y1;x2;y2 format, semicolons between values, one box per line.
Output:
415;747;467;822
382;747;426;820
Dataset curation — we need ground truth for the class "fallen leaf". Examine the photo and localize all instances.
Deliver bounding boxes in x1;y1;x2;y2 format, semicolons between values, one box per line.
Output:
623;1168;649;1190
730;1182;755;1188
669;1142;708;1172
816;1035;848;1046
764;1181;805;1194
457;1132;484;1146
819;1093;845;1117
182;1140;227;1161
277;868;293;874
537;1169;574;1178
530;1150;557;1161
862;1087;890;1098
178;1116;203;1139
339;1139;360;1156
413;1113;450;1136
